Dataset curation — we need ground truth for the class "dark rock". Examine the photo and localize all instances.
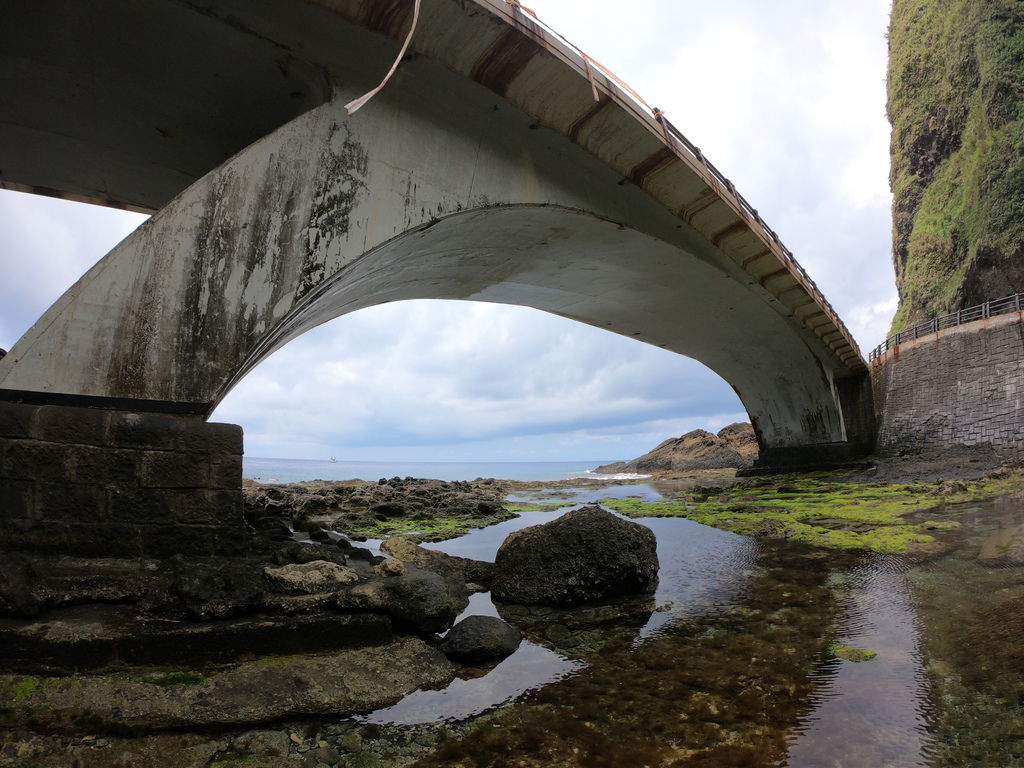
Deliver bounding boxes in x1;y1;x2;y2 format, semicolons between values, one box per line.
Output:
307;525;332;542
243;478;514;544
231;730;291;758
340;564;468;633
0;554;42;617
381;537;495;588
174;560;265;619
491;505;659;606
274;542;347;566
0;636;454;729
371;502;406;518
264;561;360;594
307;744;342;765
0;604;393;673
372;557;406;577
440;615;521;663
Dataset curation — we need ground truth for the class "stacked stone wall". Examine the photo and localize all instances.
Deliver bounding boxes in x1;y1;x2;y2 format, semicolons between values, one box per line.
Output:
871;313;1024;454
0;401;245;556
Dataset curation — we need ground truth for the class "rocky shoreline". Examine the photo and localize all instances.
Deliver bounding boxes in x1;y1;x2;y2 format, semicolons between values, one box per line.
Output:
4;450;1024;767
0;472;664;768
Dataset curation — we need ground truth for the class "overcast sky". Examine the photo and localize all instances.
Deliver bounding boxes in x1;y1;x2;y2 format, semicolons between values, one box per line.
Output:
0;0;895;463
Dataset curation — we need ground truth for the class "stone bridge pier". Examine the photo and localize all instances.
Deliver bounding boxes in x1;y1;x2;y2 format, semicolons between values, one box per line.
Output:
0;0;873;557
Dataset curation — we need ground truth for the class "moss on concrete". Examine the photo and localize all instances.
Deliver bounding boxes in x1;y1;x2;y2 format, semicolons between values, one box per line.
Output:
889;0;1024;331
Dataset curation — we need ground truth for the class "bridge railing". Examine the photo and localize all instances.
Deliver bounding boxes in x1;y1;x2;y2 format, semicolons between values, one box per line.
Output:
868;292;1024;362
498;0;863;368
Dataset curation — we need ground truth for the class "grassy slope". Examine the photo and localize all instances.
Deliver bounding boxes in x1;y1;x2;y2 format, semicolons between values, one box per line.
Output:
889;0;1024;332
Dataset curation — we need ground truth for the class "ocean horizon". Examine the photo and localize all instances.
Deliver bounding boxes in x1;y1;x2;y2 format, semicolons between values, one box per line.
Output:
243;456;638;483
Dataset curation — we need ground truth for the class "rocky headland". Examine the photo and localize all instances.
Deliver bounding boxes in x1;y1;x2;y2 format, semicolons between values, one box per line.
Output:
594;422;759;475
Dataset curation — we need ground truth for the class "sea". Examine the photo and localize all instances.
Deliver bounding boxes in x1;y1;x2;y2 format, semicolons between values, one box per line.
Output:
242;456;643;483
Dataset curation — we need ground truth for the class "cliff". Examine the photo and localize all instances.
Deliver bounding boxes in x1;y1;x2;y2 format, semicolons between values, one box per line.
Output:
594;422;759;474
888;0;1024;332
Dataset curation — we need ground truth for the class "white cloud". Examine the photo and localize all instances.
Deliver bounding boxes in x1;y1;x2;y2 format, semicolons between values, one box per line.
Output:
0;192;148;346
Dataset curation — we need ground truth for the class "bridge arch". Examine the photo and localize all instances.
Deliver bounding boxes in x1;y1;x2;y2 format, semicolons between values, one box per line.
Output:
0;0;870;459
219;202;842;450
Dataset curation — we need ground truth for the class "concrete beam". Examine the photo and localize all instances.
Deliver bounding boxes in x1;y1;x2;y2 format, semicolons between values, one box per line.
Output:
0;0;871;453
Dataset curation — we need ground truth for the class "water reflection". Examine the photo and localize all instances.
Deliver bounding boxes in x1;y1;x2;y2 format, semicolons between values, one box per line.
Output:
357;486;1024;766
362;640;582;726
784;555;930;767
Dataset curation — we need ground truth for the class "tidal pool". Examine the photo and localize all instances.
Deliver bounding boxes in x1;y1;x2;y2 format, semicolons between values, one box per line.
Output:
353;486;1024;767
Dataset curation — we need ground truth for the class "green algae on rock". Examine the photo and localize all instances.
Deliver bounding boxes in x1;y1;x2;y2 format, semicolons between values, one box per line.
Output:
600;472;1024;554
345;513;517;543
826;643;878;663
503;502;572;513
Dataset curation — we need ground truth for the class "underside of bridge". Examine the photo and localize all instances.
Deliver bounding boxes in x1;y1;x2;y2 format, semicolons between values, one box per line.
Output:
0;0;874;559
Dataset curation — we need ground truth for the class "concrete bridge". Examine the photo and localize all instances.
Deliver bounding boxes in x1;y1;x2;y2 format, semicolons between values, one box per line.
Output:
0;0;873;548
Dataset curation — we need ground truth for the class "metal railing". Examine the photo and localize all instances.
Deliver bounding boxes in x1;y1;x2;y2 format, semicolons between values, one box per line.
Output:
869;292;1024;361
495;0;865;368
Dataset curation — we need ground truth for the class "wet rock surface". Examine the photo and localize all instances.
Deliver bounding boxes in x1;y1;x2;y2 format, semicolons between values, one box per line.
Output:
0;536;470;672
6;462;1024;767
264;560;360;594
439;615;522;663
340;564;468;634
381;537;494;589
0;637;456;732
244;476;517;543
491;505;659;606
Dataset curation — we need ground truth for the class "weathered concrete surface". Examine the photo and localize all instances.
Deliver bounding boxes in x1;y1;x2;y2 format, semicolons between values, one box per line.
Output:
0;0;868;452
871;312;1024;455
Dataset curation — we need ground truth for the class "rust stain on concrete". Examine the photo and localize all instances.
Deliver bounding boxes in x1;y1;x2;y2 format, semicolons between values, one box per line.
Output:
470;26;543;96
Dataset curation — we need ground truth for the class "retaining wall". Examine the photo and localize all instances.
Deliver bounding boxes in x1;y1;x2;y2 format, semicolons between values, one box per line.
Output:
0;401;245;556
871;312;1023;455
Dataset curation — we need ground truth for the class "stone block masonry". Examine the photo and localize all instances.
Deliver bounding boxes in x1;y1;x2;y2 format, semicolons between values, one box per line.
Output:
0;401;246;556
871;313;1024;455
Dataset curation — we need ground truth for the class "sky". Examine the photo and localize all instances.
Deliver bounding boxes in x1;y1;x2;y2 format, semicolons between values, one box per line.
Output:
0;0;896;463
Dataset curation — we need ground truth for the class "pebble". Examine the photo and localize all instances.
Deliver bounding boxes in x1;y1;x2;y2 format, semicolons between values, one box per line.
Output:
340;731;363;752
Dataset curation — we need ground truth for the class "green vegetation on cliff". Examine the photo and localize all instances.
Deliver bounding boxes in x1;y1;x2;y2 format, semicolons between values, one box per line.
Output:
889;0;1024;331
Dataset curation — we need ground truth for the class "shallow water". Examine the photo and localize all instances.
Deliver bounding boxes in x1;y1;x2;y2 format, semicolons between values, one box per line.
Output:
352;487;1024;767
243;456;632;483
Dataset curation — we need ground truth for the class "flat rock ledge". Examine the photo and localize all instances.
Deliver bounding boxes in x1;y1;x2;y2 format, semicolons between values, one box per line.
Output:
0;637;456;732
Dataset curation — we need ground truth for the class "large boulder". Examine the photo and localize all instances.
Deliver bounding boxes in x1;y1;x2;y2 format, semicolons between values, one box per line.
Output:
491;506;659;606
440;615;522;663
